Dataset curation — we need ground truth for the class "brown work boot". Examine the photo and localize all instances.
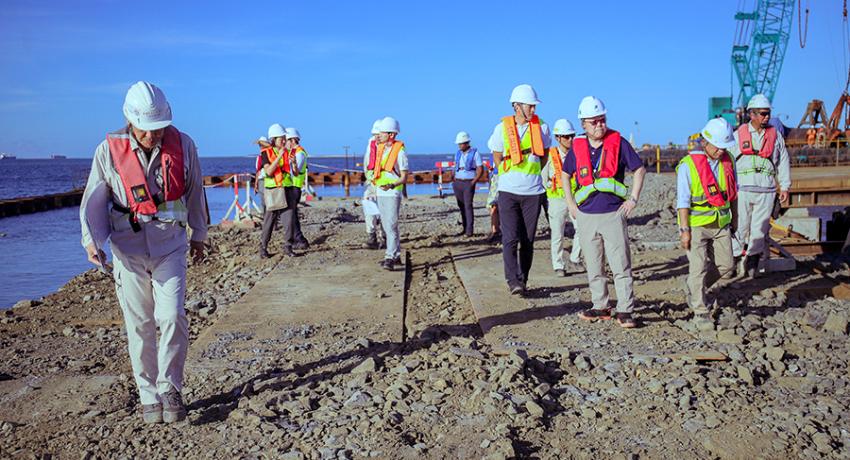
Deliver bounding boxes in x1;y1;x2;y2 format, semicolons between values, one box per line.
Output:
578;308;612;322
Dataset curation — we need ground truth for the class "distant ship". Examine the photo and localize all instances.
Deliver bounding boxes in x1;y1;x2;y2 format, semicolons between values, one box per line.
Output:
50;154;67;159
0;153;16;160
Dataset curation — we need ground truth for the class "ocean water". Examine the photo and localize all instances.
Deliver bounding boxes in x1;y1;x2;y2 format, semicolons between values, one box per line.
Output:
0;154;463;309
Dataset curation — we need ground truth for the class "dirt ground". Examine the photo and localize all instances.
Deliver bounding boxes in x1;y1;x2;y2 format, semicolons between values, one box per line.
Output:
1;173;849;459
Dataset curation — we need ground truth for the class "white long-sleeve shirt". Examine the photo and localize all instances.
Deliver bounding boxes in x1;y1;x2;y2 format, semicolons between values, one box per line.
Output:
731;123;791;193
80;127;208;258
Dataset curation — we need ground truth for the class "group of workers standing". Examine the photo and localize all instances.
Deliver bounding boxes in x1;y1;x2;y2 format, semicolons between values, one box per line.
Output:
79;80;791;424
255;124;310;258
441;84;789;332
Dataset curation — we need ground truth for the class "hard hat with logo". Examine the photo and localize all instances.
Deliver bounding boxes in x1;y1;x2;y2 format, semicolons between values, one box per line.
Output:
701;118;736;149
747;93;772;110
268;123;286;139
577;96;607;120
123;81;172;131
285;128;301;140
378;116;400;134
509;84;541;105
371;119;382;135
552;119;576;136
455;131;471;144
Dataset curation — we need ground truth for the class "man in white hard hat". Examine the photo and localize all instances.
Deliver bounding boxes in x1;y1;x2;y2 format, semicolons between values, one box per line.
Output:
564;96;646;329
731;93;791;278
541;119;582;276
362;119;384;249
372;116;409;270
677;118;738;331
80;81;207;423
286;128;310;250
259;123;296;258
487;84;552;295
452;131;484;237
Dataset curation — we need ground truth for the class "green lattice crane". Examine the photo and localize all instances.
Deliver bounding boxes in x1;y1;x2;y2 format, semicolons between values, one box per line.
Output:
709;0;796;124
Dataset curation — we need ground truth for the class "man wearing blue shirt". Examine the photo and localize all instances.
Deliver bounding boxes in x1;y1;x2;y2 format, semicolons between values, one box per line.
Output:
452;131;484;237
564;97;645;329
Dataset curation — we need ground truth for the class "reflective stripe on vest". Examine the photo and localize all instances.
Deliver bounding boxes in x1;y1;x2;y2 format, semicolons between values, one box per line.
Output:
106;126;187;223
373;141;405;191
498;117;544;177
571;130;627;204
547;146;566;199
676;154;733;228
292;146;308;188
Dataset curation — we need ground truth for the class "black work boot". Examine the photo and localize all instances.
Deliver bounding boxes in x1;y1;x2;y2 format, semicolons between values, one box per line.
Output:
745;255;760;279
364;234;379;249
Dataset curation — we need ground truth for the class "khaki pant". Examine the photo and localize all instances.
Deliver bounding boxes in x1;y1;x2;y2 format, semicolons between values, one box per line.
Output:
378;195;402;260
113;246;189;405
576;210;634;313
733;190;774;259
686;224;734;314
548;198;582;270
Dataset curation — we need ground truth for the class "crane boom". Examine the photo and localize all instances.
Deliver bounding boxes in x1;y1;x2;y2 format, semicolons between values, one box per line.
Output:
731;0;796;107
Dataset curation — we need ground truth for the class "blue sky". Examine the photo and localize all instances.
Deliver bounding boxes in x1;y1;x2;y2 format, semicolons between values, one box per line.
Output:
1;0;847;158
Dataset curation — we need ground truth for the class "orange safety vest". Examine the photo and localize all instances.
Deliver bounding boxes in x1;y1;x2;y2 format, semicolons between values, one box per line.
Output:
261;146;291;187
107;125;185;216
372;141;405;183
502;114;544;170
737;124;775;158
549;146;564;192
572;130;621;187
690;152;737;207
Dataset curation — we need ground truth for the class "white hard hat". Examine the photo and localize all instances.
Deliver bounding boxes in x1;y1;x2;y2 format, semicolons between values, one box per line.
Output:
578;96;607;119
701;118;736;150
509;84;541;105
378;116;400;134
371;119;382;135
552;119;576;136
747;93;772;110
455;131;471;144
258;136;268;143
268;123;286;139
123;81;172;131
285;127;301;140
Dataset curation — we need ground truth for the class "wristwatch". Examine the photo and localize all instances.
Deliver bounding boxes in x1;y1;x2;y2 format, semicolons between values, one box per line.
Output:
678;227;691;234
627;196;638;204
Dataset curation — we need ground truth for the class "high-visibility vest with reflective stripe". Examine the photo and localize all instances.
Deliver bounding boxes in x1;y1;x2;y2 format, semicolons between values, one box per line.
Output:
498;116;545;178
106;126;188;224
571;131;628;205
291;146;308;188
676;154;733;228
736;124;777;178
546;146;566;199
373;141;405;191
262;147;292;188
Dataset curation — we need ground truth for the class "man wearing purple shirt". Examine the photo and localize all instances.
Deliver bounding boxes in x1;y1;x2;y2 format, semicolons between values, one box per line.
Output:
564;96;646;329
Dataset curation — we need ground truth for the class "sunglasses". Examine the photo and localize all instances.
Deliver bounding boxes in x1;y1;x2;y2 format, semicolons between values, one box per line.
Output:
584;118;607;126
755;111;771;117
556;134;575;139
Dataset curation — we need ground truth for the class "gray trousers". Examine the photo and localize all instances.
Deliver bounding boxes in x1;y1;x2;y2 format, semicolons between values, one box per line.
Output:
732;190;774;260
547;198;582;269
260;187;295;252
452;179;476;235
577;210;635;313
378;195;402;260
687;224;734;315
290;187;306;243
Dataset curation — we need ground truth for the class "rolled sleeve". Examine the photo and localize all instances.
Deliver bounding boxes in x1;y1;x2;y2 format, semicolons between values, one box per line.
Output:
80;142;109;248
473;150;483;167
540;122;552;149
487;124;504;152
397;149;409;171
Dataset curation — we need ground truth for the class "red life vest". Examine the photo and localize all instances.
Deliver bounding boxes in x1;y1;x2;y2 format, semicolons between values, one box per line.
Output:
690;152;737;207
107;126;185;216
367;138;378;170
737;124;775;159
572;130;621;187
